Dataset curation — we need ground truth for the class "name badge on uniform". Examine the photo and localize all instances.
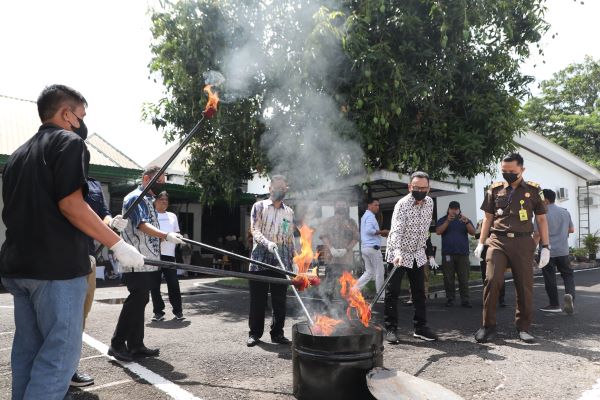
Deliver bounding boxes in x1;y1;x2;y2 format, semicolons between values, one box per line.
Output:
518;200;528;221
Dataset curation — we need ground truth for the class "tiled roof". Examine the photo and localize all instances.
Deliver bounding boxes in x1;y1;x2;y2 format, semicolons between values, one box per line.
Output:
0;94;141;170
145;140;190;176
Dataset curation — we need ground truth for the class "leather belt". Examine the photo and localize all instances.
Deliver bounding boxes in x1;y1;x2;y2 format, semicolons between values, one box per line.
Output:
491;231;532;238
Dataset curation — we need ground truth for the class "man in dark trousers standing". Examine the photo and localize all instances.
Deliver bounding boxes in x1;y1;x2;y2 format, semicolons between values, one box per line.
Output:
0;85;143;400
475;153;550;343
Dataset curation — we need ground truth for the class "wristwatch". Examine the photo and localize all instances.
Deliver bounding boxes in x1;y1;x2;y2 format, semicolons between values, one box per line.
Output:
541;244;551;249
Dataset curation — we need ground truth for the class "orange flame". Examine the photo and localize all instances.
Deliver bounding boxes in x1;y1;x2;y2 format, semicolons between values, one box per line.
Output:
312;314;343;336
339;271;371;327
203;85;219;118
293;225;319;274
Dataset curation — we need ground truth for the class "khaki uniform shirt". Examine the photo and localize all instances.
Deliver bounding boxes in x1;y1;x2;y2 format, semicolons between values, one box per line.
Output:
320;214;359;265
480;179;547;233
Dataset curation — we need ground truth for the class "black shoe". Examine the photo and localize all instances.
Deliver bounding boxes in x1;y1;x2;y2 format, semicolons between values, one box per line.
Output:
271;335;291;345
108;345;133;362
461;302;473;308
445;299;454;307
247;336;260;347
70;371;94;387
518;330;535;343
129;346;160;358
474;326;496;343
413;326;438;341
385;329;400;344
152;312;165;321
174;312;186;320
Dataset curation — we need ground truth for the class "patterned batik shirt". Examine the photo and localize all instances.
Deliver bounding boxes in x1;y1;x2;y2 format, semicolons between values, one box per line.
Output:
385;194;434;268
250;199;296;272
121;186;161;273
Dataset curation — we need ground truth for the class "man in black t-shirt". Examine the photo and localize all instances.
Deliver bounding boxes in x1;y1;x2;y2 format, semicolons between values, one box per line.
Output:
0;85;144;400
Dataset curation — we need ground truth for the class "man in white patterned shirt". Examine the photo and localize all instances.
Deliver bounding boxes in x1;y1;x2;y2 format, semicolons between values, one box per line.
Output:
384;171;438;343
247;175;296;347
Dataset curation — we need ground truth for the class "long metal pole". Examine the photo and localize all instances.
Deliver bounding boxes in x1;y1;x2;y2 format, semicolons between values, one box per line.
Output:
274;251;314;326
144;258;292;286
181;237;297;278
369;264;400;308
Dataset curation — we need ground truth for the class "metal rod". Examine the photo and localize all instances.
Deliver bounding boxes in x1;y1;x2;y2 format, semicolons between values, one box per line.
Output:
274;251;314;326
144;258;293;286
181;237;297;278
369;264;400;308
95;115;207;255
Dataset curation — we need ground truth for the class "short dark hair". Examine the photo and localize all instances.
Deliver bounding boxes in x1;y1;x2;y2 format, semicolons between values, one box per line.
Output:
367;197;379;205
410;171;430;183
543;189;556;203
143;165;162;178
37;84;88;122
502;152;524;166
157;191;169;200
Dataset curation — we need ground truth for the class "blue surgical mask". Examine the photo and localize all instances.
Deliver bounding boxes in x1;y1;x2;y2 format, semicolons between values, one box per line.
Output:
271;189;286;201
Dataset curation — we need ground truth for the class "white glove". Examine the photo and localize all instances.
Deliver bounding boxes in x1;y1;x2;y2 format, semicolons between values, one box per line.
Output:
330;248;347;258
392;255;403;267
539;248;550;268
110;239;144;268
108;215;128;232
165;232;184;244
428;257;439;270
267;241;278;254
474;243;485;260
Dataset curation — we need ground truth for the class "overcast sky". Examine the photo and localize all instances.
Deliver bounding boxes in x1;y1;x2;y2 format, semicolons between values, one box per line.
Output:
0;0;598;166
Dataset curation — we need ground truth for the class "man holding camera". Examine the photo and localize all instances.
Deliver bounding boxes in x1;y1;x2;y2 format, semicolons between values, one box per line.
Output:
435;201;476;308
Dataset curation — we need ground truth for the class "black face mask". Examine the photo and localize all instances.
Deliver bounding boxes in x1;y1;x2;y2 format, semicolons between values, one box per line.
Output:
335;207;348;216
503;172;520;184
150;182;165;195
412;191;427;201
70;116;88;140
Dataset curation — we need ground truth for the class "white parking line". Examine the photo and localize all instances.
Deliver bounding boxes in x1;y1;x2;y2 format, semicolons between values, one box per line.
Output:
0;332;14;336
83;379;133;392
0;347;11;352
79;354;106;361
82;333;203;400
579;378;600;399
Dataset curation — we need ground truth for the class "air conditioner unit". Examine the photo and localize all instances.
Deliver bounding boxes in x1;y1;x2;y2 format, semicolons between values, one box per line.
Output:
556;187;569;200
583;196;600;207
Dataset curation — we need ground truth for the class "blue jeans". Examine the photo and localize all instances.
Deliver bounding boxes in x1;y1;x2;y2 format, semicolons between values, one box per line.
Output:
1;276;87;400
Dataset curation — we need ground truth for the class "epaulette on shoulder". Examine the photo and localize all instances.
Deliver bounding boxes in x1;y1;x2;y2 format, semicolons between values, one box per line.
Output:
490;182;504;189
526;180;540;188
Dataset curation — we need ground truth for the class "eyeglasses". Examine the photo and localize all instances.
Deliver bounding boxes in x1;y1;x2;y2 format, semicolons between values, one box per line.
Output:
412;186;429;192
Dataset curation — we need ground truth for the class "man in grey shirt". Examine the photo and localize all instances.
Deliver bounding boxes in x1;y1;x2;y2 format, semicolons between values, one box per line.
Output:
534;189;575;314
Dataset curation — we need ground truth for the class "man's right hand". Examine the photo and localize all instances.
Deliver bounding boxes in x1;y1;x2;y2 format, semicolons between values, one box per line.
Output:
379;229;390;237
110;239;144;268
392;255;403;267
330;248;347;258
267;241;278;254
474;243;485;260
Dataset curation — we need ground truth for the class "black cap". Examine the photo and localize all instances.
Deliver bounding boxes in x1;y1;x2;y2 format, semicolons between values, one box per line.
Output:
448;201;461;209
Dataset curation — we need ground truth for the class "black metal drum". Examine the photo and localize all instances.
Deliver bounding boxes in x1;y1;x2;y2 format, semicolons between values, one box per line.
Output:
292;321;384;400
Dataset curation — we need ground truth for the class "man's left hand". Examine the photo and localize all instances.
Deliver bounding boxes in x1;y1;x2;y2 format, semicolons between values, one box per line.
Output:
109;215;128;232
539;248;550;268
166;232;185;244
428;257;439;270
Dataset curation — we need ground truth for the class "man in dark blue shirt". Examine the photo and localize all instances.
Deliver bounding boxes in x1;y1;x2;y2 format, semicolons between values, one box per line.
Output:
435;201;475;307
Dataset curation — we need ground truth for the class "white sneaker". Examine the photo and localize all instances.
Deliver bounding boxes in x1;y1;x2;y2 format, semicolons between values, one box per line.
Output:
563;294;574;315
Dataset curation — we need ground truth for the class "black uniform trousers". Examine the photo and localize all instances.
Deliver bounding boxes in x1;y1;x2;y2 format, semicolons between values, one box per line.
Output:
150;255;183;315
112;271;161;349
248;270;287;339
384;260;427;330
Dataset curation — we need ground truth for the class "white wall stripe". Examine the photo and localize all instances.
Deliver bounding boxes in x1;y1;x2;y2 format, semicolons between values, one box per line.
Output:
82;333;203;400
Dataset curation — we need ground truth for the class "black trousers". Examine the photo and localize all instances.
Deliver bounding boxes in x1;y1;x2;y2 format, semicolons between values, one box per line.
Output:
150;255;183;315
542;255;576;306
480;246;505;302
248;270;287;339
112;271;161;349
384;261;427;330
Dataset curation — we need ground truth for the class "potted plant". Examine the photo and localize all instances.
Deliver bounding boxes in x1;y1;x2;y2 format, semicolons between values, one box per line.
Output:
572;247;589;263
583;232;600;261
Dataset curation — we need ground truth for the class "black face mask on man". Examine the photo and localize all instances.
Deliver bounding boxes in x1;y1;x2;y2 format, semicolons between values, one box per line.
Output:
70;114;88;140
150;181;165;195
502;172;520;184
412;191;427;201
335;207;349;216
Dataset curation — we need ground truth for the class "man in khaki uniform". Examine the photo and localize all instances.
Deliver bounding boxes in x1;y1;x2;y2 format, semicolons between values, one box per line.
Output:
474;153;550;343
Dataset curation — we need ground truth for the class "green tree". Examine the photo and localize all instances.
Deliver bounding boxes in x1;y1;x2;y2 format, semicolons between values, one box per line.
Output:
146;0;550;201
523;56;600;169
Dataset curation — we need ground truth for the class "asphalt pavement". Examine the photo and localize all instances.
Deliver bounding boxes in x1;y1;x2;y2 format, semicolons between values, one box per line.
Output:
1;267;600;400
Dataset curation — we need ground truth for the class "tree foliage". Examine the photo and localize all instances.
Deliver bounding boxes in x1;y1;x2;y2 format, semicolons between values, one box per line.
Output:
146;0;549;201
523;56;600;170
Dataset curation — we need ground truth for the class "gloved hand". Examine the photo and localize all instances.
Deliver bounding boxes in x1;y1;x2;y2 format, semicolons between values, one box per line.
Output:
165;232;184;244
428;257;439;270
330;248;347;258
267;241;278;254
108;215;128;232
392;254;403;267
474;243;485;260
110;239;144;268
539;248;550;268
